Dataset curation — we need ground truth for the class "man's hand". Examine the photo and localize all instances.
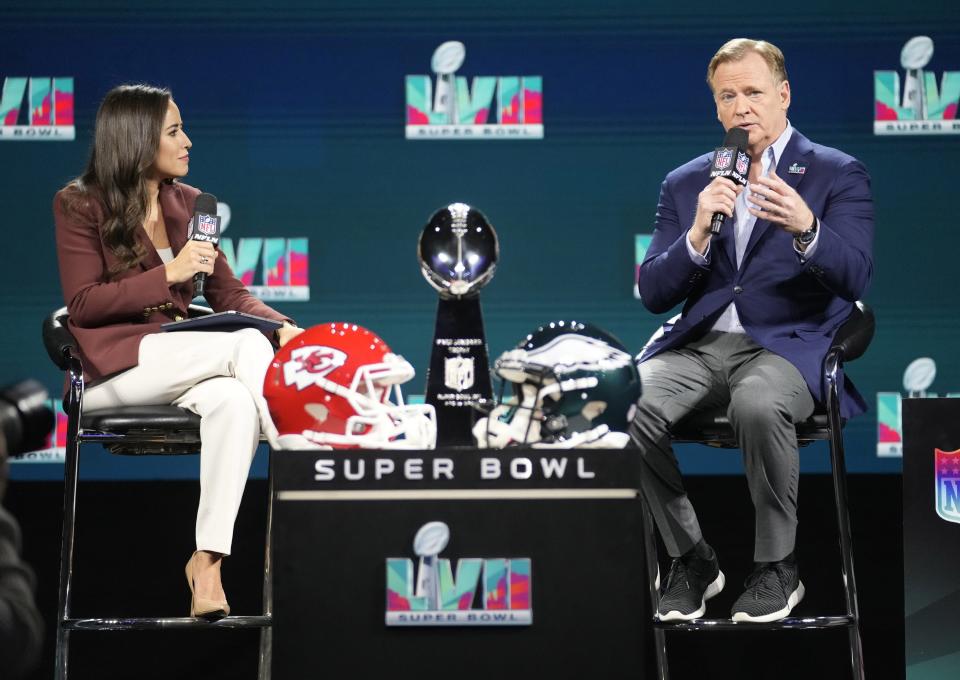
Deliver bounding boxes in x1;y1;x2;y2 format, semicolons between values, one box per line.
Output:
689;176;743;253
746;170;815;236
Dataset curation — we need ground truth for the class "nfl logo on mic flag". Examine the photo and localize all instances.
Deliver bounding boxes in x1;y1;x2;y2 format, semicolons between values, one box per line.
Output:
198;214;218;235
935;448;960;524
715;148;732;170
736;151;749;176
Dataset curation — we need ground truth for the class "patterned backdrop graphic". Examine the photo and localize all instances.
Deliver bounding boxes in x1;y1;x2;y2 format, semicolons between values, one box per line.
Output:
2;0;959;478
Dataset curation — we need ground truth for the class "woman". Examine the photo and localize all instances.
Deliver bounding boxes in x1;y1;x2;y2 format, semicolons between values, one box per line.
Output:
54;84;303;618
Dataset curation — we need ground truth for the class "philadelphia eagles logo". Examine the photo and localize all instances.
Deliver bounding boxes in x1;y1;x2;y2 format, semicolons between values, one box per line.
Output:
498;334;632;375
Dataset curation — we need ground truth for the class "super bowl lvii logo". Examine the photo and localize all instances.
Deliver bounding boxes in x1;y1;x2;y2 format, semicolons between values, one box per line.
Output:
405;41;543;140
0;77;74;140
877;358;960;457
216;202;309;302
874;36;960;135
385;521;532;626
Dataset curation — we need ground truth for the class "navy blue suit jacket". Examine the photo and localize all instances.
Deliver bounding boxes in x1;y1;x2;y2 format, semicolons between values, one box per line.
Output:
637;129;874;418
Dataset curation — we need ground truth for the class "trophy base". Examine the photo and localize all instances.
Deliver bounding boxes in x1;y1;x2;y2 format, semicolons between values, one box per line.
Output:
424;296;493;447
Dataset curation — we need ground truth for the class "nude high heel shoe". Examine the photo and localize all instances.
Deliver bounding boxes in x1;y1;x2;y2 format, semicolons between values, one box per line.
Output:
185;552;230;619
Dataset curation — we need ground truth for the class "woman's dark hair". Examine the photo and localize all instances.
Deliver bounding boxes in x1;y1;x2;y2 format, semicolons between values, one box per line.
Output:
62;84;172;274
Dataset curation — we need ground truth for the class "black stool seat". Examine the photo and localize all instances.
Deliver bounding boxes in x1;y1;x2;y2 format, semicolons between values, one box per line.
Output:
82;406;202;433
670;411;832;445
80;406;203;455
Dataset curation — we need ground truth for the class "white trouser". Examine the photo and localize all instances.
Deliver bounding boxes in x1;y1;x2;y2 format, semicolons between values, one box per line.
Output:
84;329;278;555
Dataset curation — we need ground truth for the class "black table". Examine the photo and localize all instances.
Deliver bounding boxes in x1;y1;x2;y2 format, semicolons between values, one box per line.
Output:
271;447;650;679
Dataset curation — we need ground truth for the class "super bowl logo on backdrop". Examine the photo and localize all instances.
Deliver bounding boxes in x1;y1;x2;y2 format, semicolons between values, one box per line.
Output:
8;399;67;465
874;36;960;135
876;357;960;457
405;41;543;139
633;233;653;299
0;77;74;140
935;449;960;524
386;521;532;626
216;202;310;301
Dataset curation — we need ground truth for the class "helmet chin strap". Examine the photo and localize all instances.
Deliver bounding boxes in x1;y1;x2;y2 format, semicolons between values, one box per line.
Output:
472;404;542;449
300;403;437;450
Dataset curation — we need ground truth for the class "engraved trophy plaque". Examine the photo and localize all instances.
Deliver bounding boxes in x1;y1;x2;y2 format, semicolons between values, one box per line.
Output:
418;203;498;446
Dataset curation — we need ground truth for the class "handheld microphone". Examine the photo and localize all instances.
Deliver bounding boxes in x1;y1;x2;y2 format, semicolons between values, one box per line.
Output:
188;193;220;297
708;127;751;235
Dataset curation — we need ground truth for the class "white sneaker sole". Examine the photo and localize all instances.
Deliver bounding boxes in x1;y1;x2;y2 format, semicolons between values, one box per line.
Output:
731;580;805;623
658;570;726;621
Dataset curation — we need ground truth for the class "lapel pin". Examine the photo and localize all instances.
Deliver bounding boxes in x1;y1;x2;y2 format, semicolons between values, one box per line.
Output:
787;162;807;175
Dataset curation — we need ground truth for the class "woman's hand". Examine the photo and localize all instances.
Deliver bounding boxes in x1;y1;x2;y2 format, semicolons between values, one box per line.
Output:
165;240;217;284
277;323;304;347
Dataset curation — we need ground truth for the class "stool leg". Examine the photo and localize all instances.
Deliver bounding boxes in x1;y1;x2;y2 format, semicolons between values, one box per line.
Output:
825;363;865;680
55;396;83;680
642;496;669;680
258;449;275;680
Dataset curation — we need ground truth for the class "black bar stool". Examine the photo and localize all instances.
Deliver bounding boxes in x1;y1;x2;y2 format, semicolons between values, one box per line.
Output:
641;301;875;680
42;305;274;680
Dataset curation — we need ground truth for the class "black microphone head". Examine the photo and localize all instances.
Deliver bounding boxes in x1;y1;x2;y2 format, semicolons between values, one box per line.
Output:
194;192;218;215
710;127;751;186
190;192;221;244
722;127;749;151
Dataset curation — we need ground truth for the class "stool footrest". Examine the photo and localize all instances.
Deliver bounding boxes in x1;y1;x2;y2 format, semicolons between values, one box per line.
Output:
63;615;272;630
653;615;854;631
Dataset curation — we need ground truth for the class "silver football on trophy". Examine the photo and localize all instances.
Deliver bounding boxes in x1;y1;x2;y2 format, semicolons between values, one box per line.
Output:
418;202;499;298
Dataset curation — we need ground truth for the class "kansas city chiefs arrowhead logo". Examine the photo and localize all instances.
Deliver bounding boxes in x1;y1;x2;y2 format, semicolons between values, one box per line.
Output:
283;345;348;390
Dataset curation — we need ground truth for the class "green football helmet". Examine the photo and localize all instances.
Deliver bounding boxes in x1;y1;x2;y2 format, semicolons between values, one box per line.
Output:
473;320;641;448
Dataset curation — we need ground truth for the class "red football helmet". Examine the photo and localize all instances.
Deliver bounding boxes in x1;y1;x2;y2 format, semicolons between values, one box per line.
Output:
264;322;436;449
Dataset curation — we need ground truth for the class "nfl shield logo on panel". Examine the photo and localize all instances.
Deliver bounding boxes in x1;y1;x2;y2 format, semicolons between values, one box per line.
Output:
736;151;749;176
935;448;960;524
715;148;733;170
198;214;218;235
444;356;475;391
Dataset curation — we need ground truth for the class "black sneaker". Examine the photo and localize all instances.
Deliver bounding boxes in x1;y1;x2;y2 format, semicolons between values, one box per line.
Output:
731;559;805;622
657;550;725;621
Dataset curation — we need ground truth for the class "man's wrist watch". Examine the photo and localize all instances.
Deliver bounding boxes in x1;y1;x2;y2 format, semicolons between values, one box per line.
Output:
795;216;818;246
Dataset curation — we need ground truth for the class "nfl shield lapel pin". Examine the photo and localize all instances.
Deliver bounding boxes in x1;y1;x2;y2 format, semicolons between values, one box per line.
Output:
788;162;807;175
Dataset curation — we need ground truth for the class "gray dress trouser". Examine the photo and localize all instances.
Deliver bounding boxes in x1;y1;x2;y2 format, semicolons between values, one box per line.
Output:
629;331;815;563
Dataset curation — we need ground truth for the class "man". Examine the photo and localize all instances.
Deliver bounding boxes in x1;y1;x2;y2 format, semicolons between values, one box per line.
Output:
631;38;873;623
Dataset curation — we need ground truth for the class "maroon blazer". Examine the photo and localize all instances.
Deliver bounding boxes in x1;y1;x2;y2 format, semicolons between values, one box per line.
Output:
54;181;292;383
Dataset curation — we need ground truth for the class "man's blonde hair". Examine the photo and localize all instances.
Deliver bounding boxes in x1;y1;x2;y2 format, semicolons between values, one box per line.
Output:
707;39;788;91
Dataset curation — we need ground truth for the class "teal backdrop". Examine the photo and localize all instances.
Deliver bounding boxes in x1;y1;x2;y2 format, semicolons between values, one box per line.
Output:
2;0;959;478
